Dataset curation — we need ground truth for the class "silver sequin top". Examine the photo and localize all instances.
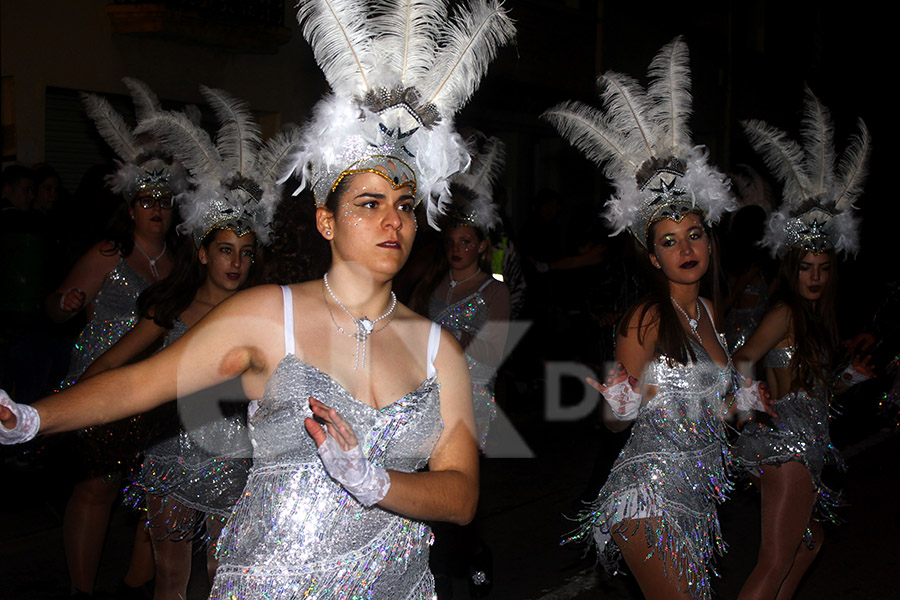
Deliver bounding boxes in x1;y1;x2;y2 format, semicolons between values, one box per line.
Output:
210;286;444;598
763;345;794;369
60;259;148;386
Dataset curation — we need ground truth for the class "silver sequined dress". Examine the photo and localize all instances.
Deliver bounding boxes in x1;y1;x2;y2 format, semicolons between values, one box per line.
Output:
209;286;444;599
429;278;497;449
724;280;768;351
59;258;149;473
570;307;733;600
733;346;843;521
129;319;252;536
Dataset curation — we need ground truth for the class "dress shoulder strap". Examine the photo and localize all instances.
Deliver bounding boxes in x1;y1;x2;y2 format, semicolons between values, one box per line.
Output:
426;321;441;379
699;298;727;353
477;277;494;292
281;285;295;357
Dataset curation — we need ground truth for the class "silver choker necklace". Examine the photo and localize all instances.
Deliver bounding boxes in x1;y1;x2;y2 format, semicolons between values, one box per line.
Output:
670;296;702;343
323;272;397;370
134;241;166;280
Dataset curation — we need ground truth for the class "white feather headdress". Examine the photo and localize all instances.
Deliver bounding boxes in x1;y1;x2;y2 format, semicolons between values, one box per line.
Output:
443;133;504;233
542;37;735;248
81;78;188;201
137;86;301;246
743;87;870;258
288;0;515;228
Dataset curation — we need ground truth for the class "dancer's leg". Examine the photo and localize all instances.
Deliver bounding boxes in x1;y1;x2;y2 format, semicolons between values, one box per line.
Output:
774;519;823;600
63;474;121;594
147;496;193;600
737;461;818;600
122;521;155;587
613;519;693;600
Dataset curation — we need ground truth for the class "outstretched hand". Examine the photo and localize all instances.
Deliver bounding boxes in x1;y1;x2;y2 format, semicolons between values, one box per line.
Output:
587;362;642;421
0;389;40;445
0;390;18;430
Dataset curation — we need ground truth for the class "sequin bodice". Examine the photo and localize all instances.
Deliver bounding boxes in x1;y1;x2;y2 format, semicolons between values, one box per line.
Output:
630;338;732;453
61;259;148;386
764;345;794;369
212;354;443;597
250;356;442;471
429;290;492;383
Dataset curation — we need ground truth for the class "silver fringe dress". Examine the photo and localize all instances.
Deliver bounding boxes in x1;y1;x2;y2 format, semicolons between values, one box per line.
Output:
59;259;148;474
128;319;252;538
210;286;445;599
733;346;844;521
429;279;497;450
568;338;733;600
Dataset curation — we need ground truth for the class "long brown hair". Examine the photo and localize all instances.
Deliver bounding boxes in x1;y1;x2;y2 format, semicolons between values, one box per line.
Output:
774;247;839;392
618;216;722;367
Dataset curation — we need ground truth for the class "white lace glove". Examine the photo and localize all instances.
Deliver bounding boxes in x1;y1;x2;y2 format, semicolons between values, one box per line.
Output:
837;364;873;386
600;379;642;421
735;379;767;412
318;436;391;507
0;389;40;445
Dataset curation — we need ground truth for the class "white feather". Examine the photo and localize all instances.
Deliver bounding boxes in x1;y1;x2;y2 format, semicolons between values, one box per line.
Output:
296;0;374;97
832;118;871;210
742;118;810;207
122;78;161;122
371;0;444;85
799;86;835;198
647;36;692;151
599;73;655;163
422;0;515;116
201;86;262;175
542;100;639;179
81;93;140;162
137;111;226;184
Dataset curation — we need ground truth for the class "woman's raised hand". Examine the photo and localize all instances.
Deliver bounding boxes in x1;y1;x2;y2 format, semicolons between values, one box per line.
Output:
587;362;642;421
58;287;87;313
305;397;390;507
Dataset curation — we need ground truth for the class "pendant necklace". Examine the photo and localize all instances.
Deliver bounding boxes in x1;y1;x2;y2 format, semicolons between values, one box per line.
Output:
670;296;702;343
134;241;167;280
447;270;481;304
323;272;397;369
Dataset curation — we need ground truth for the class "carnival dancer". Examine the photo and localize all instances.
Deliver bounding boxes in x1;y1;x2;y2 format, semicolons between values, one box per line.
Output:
43;78;187;598
733;87;873;600
544;37;764;600
1;1;515;597
81;87;298;600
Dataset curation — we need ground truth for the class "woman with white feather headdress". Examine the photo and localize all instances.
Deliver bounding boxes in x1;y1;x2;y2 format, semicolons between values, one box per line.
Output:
1;1;514;597
732;87;872;600
40;77;186;598
544;37;750;599
79;85;299;600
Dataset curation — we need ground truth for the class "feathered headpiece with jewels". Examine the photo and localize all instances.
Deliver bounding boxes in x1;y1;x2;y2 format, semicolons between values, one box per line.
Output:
81;78;188;202
442;133;504;234
542;36;735;248
743;87;870;258
137;86;301;247
288;0;515;228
